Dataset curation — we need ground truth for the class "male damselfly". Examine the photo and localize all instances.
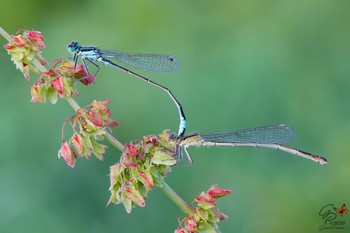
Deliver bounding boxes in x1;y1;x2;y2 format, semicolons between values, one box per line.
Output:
67;41;186;137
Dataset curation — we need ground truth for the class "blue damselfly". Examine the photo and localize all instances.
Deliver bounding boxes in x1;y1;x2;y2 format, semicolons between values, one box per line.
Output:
67;41;186;137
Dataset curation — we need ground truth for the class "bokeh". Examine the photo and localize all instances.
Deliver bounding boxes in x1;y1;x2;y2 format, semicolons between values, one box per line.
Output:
1;0;349;232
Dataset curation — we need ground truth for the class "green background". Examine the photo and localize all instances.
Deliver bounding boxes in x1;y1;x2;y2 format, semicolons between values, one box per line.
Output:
1;0;349;232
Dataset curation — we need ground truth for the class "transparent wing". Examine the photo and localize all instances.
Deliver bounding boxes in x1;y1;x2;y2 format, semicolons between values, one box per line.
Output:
200;124;296;144
100;49;180;72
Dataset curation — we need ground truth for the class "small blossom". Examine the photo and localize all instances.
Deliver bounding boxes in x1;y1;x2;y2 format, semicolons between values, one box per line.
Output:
176;185;232;233
4;30;48;80
30;61;83;104
30;83;39;103
186;219;197;230
124;185;145;208
87;109;103;127
207;185;232;198
216;211;229;221
52;77;64;95
126;144;138;156
121;151;137;168
108;131;176;212
195;193;216;210
59;100;118;167
139;171;154;189
174;229;190;233
71;134;84;156
109;163;124;187
13;35;26;47
60;61;95;85
58;142;76;168
26;31;45;49
72;67;96;86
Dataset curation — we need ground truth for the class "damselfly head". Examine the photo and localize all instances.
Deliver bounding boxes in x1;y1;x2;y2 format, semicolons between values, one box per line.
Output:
67;41;79;53
169;133;177;142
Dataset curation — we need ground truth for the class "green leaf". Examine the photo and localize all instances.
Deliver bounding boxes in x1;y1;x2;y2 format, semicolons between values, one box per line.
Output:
151;149;176;166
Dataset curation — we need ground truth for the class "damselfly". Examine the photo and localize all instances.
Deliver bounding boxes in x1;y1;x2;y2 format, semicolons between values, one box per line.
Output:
67;41;186;137
175;124;327;165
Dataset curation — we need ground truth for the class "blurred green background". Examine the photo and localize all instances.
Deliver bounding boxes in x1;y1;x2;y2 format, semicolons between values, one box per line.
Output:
1;0;349;232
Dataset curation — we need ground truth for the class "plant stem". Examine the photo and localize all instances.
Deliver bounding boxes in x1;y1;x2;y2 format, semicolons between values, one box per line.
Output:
32;58;47;74
65;96;81;111
158;178;192;215
0;26;12;41
105;131;124;152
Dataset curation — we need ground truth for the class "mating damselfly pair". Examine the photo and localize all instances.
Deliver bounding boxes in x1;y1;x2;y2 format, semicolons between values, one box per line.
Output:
67;42;327;166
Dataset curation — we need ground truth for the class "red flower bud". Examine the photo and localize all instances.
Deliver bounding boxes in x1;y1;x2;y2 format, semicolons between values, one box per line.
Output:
30;84;39;103
52;77;64;95
72;134;83;156
207;185;232;198
58;142;76;168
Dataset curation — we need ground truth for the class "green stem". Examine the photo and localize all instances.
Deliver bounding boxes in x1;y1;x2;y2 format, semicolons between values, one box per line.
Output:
32;58;47;74
158;178;192;215
105;131;124;152
0;26;12;41
65;96;81;111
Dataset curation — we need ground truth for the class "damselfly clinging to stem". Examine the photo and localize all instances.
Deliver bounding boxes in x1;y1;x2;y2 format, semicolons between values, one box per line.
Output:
174;124;327;165
67;41;186;138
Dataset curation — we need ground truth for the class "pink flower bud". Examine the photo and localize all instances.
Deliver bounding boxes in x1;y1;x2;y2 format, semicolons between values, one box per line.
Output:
27;31;44;41
58;142;76;168
87;109;102;127
216;211;229;221
174;228;188;233
72;134;83;156
196;194;216;206
27;31;45;49
4;44;15;50
139;171;154;189
126;144;138;156
30;84;39;103
186;219;196;230
207;185;232;198
124;186;145;208
52;77;64;95
13;36;26;47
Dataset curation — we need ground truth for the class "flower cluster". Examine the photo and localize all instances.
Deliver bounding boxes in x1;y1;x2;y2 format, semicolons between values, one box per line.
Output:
4;30;48;80
58;100;118;167
107;130;177;213
175;185;232;233
31;60;96;104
